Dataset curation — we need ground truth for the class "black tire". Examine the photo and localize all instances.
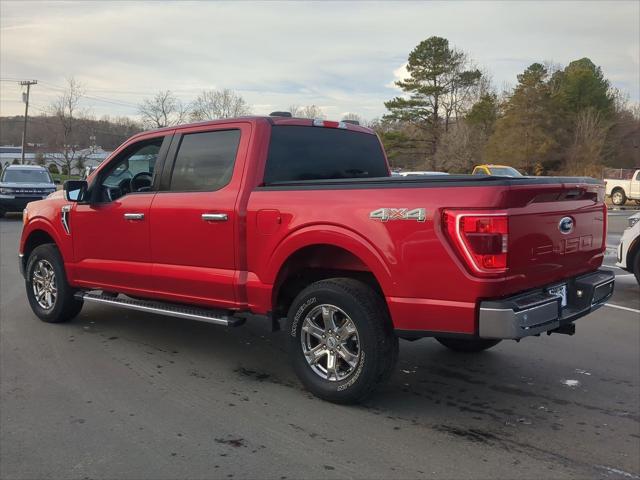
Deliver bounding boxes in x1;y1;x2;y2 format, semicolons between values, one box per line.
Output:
436;337;501;353
633;249;640;286
611;189;627;206
25;244;83;323
0;208;6;218
286;278;398;404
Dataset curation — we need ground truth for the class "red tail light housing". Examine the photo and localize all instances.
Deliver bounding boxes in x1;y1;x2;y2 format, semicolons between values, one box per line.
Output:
444;210;509;275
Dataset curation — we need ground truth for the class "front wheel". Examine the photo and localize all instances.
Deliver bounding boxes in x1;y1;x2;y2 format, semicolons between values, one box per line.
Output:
286;278;398;404
25;244;83;323
633;249;640;285
611;190;627;206
436;337;501;353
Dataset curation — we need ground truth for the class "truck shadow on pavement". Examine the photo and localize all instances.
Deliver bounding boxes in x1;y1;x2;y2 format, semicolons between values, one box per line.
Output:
70;303;638;427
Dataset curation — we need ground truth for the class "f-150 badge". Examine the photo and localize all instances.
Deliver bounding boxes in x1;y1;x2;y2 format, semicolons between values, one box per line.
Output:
369;208;426;222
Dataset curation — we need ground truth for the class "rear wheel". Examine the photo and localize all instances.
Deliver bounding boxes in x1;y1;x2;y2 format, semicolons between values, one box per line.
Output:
611;189;627;206
436;337;501;353
286;278;398;404
25;244;83;323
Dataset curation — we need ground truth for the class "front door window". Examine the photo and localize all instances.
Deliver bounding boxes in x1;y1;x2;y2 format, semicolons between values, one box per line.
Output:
98;140;162;202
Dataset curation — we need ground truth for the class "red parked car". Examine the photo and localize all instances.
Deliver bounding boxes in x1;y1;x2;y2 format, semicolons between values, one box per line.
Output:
19;115;614;403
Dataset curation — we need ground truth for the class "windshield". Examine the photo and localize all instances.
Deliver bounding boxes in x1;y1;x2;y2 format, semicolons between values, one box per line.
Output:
489;166;522;176
2;168;52;183
264;126;389;183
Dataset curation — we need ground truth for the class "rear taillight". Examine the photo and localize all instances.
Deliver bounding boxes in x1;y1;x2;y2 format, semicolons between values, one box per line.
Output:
444;211;509;274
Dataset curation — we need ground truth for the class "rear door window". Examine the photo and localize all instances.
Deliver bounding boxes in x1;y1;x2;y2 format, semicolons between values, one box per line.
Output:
264;126;388;184
169;130;241;191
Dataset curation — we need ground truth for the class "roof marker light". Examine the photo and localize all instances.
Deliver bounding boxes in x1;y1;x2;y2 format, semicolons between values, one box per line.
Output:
312;118;347;129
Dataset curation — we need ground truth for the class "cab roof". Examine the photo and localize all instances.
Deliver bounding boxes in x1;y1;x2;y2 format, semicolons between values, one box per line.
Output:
136;115;376;140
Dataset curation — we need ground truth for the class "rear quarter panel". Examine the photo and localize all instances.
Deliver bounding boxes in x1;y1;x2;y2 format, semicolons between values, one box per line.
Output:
246;184;512;333
245;180;606;334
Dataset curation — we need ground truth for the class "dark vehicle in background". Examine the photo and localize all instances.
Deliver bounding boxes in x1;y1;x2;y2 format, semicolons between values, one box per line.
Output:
0;165;56;217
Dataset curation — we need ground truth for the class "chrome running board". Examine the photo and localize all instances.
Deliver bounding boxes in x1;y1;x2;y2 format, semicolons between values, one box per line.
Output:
75;292;244;327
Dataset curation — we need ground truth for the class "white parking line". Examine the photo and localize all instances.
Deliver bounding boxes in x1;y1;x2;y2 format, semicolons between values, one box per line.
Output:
604;303;640;314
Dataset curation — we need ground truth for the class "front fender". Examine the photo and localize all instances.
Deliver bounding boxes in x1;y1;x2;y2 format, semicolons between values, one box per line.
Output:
21;213;72;265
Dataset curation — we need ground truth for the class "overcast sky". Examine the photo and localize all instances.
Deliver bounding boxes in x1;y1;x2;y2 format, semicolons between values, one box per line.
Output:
1;0;639;122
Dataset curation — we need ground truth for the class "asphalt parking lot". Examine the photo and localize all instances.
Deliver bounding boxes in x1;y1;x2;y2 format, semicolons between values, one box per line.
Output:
1;211;638;480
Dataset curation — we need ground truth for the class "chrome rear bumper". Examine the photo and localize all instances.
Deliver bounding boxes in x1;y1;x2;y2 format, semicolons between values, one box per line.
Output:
479;269;615;339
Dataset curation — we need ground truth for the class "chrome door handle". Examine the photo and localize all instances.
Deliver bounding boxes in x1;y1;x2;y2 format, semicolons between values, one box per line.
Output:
202;213;228;222
124;213;145;220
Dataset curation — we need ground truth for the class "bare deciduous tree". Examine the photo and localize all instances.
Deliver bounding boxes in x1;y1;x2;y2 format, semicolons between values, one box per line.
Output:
289;105;325;119
567;108;610;176
434;121;481;173
190;89;251;121
440;52;483;132
138;90;189;128
46;78;92;178
342;112;364;124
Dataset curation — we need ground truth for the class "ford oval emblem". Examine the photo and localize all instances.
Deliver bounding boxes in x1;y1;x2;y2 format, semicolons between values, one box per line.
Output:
559;217;574;234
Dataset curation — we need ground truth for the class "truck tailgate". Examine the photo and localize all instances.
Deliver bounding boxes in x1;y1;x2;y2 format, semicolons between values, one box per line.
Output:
505;182;606;293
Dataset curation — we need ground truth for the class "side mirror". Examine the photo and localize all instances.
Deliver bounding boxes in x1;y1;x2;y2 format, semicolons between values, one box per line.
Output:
63;180;88;202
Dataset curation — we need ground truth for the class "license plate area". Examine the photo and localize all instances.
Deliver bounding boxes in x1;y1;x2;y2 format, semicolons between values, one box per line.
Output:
547;283;568;308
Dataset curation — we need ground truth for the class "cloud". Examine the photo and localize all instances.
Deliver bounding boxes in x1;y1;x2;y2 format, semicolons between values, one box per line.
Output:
1;0;638;122
386;63;408;89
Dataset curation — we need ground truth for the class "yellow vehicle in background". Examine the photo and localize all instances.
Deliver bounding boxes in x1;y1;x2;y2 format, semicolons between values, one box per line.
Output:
472;164;523;176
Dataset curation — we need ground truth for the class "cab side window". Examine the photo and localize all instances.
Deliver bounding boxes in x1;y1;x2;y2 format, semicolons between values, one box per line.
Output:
98;139;163;202
168;130;240;192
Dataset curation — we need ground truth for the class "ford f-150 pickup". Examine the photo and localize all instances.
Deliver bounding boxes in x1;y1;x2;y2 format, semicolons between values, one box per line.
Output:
19;115;614;403
605;169;640;206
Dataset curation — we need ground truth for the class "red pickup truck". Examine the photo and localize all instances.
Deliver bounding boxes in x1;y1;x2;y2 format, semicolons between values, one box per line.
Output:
19;115;614;403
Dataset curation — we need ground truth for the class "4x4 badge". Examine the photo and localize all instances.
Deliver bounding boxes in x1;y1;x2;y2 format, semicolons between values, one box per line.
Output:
369;208;426;222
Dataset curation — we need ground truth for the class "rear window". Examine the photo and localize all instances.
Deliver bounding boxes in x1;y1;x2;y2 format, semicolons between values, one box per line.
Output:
2;168;52;183
263;126;388;184
489;167;522;176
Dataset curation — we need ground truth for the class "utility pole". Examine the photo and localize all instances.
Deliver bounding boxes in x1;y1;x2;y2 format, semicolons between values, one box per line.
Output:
20;80;37;164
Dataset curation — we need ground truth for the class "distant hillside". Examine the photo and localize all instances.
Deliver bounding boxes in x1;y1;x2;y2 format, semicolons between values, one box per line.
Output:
0;115;142;151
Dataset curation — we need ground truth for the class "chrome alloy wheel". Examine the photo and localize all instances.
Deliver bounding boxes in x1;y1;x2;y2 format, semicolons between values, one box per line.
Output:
32;259;57;310
301;304;361;381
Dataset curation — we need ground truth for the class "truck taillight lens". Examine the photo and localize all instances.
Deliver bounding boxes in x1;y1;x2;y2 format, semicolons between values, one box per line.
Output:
444;211;509;274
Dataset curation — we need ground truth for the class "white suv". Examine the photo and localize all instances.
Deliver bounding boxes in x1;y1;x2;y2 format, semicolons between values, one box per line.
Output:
616;212;640;284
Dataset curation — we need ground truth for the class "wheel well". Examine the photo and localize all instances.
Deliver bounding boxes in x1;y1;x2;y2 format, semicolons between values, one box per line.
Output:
23;230;56;266
627;236;640;269
272;244;384;318
611;187;625;194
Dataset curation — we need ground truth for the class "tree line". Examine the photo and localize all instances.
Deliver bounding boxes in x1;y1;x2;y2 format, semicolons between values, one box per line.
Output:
377;36;639;175
2;36;638;176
